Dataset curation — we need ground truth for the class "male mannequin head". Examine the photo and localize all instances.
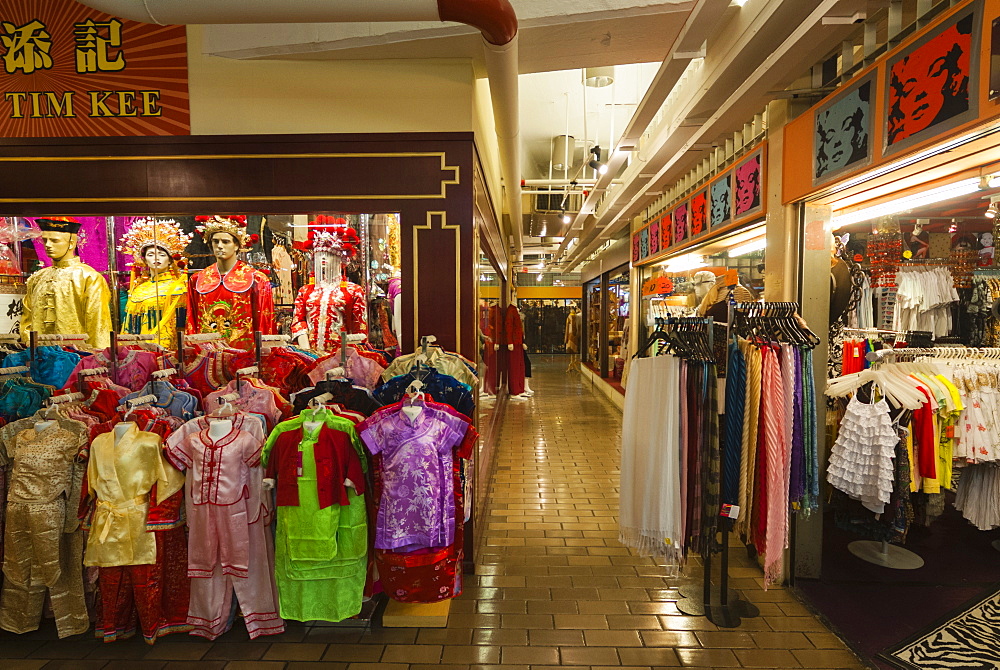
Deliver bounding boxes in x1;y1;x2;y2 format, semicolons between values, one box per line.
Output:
37;217;82;264
209;231;241;273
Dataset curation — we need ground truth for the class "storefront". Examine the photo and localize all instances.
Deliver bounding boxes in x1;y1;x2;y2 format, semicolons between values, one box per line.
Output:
579;239;632;389
630;142;769;341
782;0;1000;663
0;0;515;638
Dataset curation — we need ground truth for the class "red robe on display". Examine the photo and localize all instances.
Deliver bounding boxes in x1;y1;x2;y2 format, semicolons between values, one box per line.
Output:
290;282;368;351
506;305;525;395
187;261;276;351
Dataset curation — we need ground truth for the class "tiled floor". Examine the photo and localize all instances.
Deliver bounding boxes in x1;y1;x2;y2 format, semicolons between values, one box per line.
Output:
0;356;867;669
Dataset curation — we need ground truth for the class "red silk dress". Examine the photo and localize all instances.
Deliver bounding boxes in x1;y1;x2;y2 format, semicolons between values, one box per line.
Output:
290;282;368;351
505;305;525;395
187;261;276;351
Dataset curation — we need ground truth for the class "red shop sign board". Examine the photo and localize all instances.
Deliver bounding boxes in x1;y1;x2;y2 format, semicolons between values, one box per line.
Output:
0;0;189;136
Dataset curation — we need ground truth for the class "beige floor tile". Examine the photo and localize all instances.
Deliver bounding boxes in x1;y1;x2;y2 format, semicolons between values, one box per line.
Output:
734;648;803;667
617;647;683;666
500;646;559;665
560;645;620;666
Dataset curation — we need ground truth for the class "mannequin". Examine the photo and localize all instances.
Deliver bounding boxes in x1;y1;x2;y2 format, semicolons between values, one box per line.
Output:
506;299;525;395
291;219;367;352
691;270;716;306
517;306;534;396
119;217;193;349
187;215;275;350
909;221;930;259
21;217;113;349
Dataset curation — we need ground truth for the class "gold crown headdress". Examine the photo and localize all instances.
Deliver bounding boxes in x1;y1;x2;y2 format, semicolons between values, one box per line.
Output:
195;215;257;247
117;217;193;260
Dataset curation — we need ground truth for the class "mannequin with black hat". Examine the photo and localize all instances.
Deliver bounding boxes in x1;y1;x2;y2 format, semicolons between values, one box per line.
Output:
21;217;112;349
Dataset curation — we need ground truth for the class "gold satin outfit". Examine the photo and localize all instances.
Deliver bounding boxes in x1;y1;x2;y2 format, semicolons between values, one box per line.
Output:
84;424;185;568
0;421;89;638
122;272;188;350
21;257;113;350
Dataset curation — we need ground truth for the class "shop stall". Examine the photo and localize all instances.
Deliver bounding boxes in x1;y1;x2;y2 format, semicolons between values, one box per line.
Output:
782;0;1000;664
0;131;507;638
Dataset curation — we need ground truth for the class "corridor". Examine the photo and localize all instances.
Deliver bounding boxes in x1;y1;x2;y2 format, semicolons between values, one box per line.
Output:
0;357;866;669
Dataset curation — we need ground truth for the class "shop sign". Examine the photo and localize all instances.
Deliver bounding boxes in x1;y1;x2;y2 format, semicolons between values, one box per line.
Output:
883;3;981;157
0;0;189;136
813;72;874;185
0;285;24;334
641;275;673;297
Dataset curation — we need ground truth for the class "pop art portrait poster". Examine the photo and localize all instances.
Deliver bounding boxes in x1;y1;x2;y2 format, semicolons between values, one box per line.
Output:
649;219;661;255
690;189;708;236
734;150;763;219
639;227;650;259
673;202;689;245
884;2;981;157
632;233;641;262
661;212;672;249
814;73;874;184
710;174;732;229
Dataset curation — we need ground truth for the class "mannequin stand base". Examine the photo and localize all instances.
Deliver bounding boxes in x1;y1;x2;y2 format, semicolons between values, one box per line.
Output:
848;540;924;569
676;592;759;628
382;599;451;628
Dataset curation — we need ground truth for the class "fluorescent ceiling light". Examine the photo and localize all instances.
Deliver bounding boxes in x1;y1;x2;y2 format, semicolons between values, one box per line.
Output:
728;237;766;257
830;178;980;228
662;254;707;273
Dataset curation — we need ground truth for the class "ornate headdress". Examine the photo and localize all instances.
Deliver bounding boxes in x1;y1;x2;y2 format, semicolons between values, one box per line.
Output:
303;215;360;260
194;215;258;247
117;217;193;268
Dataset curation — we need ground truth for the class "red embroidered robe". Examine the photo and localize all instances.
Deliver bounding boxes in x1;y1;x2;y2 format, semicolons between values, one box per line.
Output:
291;282;368;352
187;261;275;351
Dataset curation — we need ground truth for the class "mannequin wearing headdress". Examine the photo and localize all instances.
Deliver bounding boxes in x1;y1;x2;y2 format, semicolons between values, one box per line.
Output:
291;216;367;352
119;218;193;350
186;215;275;350
21;217;112;349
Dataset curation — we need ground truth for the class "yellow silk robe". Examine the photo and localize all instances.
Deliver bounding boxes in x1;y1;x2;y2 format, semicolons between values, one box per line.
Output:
83;424;185;567
21;257;113;350
122;272;188;350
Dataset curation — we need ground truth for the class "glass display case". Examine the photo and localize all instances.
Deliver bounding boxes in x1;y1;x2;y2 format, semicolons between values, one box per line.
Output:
582;262;631;380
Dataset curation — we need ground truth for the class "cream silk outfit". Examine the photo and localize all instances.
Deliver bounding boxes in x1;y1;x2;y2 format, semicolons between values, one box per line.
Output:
122;273;189;350
21;257;113;349
84;424;185;567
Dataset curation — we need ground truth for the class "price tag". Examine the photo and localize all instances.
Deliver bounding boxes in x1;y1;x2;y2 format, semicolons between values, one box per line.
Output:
720;504;740;519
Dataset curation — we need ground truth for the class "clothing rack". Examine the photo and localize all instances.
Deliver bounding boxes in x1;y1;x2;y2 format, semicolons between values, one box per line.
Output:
866;346;1000;363
48;391;84;405
30;331;88;369
77;366;110;393
0;365;29;376
151;368;177;379
124;393;157;407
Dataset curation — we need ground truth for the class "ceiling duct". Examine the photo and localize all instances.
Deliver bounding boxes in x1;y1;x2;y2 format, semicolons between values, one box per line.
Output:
551;135;575;172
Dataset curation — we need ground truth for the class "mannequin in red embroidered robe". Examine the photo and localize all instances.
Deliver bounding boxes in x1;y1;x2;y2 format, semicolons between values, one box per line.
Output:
482;302;502;396
506;303;525;395
291;217;367;352
187;216;275;350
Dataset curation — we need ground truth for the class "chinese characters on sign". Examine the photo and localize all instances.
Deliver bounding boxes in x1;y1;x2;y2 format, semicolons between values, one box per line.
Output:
0;0;189;136
1;20;52;74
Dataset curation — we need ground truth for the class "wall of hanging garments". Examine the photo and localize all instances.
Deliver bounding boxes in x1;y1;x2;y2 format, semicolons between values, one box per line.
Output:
0;329;479;642
827;346;1000;544
619;303;820;588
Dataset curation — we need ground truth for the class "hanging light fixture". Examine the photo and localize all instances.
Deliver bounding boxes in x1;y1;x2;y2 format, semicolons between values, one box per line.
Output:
588;146;608;175
584;66;614;88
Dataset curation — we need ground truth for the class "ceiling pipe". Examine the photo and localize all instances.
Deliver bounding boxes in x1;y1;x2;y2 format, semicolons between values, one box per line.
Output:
76;0;524;259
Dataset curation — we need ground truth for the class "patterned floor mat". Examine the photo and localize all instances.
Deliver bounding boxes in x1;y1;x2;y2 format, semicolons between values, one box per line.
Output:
881;586;1000;669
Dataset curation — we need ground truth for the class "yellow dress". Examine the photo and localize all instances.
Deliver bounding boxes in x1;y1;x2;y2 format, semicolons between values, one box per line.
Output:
123;272;188;350
83;424;184;567
21;257;113;349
